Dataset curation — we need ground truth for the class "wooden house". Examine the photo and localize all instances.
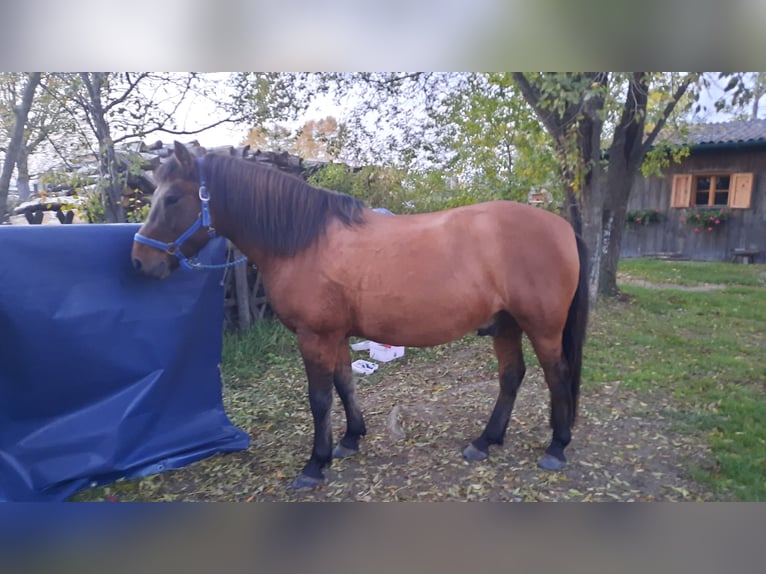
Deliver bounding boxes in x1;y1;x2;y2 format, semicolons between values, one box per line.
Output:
622;119;766;263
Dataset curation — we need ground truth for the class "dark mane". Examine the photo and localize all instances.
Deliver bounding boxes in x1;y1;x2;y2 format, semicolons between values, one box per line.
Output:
197;154;367;257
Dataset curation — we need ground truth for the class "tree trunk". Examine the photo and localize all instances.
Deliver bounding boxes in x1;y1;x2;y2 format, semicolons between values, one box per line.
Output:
0;72;40;220
82;73;126;223
99;140;126;223
579;181;605;303
598;167;630;297
572;91;606;305
16;146;31;201
597;73;649;297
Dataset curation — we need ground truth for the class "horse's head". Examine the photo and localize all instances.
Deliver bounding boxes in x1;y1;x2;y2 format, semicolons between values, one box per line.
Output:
131;141;213;279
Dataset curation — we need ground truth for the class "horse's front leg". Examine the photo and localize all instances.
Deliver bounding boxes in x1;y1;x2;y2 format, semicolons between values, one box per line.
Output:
291;330;341;490
332;339;366;458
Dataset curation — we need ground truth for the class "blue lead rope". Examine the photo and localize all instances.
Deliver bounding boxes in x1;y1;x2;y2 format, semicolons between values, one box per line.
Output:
134;156;249;271
187;251;249;270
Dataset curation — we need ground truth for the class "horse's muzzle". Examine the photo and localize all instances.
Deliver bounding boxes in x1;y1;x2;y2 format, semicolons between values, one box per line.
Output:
132;254;171;279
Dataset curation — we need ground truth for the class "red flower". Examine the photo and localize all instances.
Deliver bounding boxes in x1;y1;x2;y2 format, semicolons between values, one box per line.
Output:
707;226;713;232
694;227;700;233
715;219;720;224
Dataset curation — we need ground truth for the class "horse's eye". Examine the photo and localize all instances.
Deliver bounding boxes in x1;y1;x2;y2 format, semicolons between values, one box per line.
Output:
164;195;180;207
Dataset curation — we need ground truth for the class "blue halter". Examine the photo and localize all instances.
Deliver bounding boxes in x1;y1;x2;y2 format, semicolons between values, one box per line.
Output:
133;157;248;271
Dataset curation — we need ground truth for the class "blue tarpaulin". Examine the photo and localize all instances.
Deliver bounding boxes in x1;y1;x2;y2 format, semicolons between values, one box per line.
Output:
0;224;250;502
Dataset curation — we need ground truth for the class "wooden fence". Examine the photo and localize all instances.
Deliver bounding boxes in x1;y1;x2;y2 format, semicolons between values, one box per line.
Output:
222;243;273;331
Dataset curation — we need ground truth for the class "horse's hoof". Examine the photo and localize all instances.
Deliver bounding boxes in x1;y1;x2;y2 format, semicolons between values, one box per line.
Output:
538;453;566;471
462;444;488;462
289;473;324;490
333;444;359;458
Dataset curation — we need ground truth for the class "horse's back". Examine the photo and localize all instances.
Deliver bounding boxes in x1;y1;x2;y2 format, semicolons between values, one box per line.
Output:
360;201;577;293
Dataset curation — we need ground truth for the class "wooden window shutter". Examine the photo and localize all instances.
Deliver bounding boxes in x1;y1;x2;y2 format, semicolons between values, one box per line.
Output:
670;174;692;207
729;173;753;208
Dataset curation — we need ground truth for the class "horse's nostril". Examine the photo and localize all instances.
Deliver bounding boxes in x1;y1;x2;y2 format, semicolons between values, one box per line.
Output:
132;257;143;272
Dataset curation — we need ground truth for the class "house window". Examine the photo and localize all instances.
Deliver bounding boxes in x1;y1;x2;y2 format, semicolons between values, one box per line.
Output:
694;175;729;206
671;172;753;209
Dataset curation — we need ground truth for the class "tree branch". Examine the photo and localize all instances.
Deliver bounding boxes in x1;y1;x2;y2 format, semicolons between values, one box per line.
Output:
112;116;239;144
611;72;649;166
373;72;424;87
641;73;697;156
41;132;75;170
512;73;562;140
42;81;99;158
102;72;150;114
512;72;601;145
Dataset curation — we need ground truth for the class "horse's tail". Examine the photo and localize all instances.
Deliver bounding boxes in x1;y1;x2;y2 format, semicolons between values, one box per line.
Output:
562;233;589;424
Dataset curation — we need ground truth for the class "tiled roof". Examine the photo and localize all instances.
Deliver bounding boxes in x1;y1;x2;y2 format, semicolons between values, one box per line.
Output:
667;119;766;148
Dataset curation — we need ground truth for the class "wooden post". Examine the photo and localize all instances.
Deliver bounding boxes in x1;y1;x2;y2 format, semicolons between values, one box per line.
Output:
232;245;251;330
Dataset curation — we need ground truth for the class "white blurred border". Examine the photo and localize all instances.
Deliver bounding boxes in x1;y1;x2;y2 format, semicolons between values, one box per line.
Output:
0;0;512;70
2;0;763;70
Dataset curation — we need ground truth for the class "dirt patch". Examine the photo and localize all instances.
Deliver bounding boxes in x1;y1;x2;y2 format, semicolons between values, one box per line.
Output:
124;337;717;502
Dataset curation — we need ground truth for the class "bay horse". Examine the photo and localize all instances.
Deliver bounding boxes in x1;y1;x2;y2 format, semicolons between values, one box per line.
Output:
131;142;589;490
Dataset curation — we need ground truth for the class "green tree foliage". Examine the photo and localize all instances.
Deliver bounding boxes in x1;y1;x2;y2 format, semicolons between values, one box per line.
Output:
309;163;409;212
428;73;560;206
231;73;455;168
233;73;561;212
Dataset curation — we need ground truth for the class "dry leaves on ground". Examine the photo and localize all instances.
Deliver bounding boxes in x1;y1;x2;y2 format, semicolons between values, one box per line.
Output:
128;337;716;502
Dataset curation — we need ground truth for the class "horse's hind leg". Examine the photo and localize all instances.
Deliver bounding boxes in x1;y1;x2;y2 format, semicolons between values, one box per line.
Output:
529;335;573;471
332;339;367;458
463;312;525;461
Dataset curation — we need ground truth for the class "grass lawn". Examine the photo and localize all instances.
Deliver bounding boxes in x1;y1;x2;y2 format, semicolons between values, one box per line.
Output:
592;258;766;500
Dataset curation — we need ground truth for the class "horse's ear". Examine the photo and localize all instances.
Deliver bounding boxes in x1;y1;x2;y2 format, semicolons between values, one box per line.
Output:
173;141;193;168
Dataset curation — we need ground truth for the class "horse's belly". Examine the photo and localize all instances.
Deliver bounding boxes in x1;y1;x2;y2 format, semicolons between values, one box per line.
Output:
353;292;495;347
